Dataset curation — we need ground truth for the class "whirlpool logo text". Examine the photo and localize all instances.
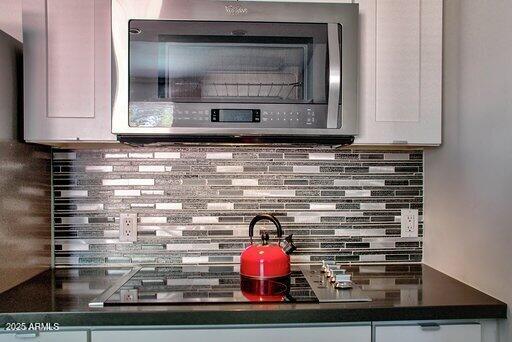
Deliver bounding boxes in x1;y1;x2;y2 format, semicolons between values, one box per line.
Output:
225;4;248;16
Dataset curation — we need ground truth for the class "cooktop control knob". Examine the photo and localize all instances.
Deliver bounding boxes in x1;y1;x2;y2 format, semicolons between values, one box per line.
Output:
329;270;346;283
326;269;333;279
321;260;335;273
334;273;353;290
335;273;352;282
335;281;353;290
334;281;352;290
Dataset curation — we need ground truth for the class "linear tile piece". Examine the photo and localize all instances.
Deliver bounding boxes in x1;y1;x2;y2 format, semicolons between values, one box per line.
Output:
360;203;386;210
369;166;395;173
76;203;104;211
360;254;387;262
345;190;372;197
85;165;113;172
141;190;164;196
294;216;322;223
166;243;219;251
140;217;167;224
114;189;141;197
183;257;209;264
53;152;76;160
129;153;153;159
102;179;155;186
309;153;335;160
52;146;423;267
60;217;89;224
105;153;128;159
310;203;337;210
131;203;155;208
289;211;363;217
138;165;165;172
216;165;243;173
207;203;235;210
154;152;180;159
192;216;219;224
293;165;320;173
232;179;258;186
155;203;183;210
56;242;89;251
243;190;295;197
384;153;410;160
206;152;233;159
58;190;88;198
334;179;386;187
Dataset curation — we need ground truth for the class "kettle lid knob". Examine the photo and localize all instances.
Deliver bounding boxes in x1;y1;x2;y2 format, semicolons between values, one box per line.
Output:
261;231;270;245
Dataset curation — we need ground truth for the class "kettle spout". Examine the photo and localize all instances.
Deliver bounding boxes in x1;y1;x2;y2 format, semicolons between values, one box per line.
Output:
283;234;297;255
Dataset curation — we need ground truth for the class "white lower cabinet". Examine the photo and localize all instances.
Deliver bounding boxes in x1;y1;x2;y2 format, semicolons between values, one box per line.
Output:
375;323;482;342
0;331;87;342
92;325;371;342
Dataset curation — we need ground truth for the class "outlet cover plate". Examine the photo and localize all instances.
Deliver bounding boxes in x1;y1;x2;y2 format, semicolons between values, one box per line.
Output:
401;209;419;238
120;213;137;242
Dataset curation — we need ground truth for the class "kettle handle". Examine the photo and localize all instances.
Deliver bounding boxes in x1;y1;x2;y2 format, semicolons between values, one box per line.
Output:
248;214;283;242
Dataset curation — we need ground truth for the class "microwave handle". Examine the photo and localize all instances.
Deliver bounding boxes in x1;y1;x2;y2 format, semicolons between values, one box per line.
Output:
327;23;341;129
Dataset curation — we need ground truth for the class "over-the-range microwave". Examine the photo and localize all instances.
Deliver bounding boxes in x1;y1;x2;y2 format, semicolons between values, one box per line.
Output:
111;0;359;145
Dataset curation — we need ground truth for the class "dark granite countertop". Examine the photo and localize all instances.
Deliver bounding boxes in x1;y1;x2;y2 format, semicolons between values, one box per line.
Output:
0;264;506;327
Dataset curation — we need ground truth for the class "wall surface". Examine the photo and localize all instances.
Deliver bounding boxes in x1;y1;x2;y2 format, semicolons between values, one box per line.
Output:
0;31;51;293
424;0;512;340
53;147;423;267
0;0;22;42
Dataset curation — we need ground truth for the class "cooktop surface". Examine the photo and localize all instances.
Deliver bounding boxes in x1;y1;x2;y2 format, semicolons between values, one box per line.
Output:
102;265;319;305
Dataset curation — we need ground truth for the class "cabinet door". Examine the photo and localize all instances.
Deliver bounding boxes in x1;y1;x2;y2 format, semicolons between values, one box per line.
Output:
92;325;371;342
23;0;116;142
354;0;442;145
375;324;481;342
0;331;87;342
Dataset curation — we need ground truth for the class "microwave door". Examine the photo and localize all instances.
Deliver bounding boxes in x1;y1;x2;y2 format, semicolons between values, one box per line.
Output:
126;21;331;128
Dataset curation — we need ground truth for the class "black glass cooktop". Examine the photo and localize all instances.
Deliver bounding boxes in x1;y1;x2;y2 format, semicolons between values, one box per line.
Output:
102;265;319;305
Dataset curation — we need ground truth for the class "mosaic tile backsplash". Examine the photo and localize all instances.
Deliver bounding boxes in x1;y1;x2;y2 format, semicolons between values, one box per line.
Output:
52;146;423;267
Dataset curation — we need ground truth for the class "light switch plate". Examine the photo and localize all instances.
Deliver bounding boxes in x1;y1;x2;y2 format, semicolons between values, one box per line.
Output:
119;213;137;242
401;209;419;238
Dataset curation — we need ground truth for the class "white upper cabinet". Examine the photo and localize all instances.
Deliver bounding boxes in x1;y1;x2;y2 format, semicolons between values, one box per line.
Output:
355;0;443;145
23;0;116;143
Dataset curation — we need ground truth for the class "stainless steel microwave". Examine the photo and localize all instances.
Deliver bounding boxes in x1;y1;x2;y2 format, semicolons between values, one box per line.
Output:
111;0;359;144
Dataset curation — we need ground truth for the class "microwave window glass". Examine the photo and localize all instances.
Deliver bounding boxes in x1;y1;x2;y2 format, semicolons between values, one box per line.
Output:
128;21;329;127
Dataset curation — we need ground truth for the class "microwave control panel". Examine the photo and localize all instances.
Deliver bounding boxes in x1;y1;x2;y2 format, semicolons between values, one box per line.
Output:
128;102;333;129
171;107;327;129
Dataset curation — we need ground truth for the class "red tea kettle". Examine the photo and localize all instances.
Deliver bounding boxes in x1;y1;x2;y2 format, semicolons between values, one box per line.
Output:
240;214;296;279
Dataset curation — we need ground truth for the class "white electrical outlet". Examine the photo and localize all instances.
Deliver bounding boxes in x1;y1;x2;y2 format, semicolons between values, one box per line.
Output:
119;213;138;242
401;209;419;238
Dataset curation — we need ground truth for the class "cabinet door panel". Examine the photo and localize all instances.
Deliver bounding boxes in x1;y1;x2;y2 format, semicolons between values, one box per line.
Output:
47;0;95;118
23;0;116;142
354;0;442;145
92;325;371;342
375;0;420;122
375;324;481;342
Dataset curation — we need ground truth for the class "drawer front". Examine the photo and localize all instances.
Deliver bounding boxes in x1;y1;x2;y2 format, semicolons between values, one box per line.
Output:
92;325;371;342
0;331;87;342
375;323;481;342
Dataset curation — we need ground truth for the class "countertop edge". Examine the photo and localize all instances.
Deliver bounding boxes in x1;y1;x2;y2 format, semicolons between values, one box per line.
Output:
0;304;507;327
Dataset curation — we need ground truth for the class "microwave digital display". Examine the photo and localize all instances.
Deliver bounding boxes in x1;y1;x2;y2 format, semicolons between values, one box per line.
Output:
211;109;260;122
